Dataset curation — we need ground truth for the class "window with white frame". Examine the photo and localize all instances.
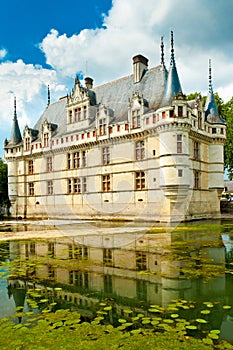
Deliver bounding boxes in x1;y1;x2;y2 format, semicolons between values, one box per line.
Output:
44;133;49;147
135;171;145;190
82;177;87;193
73;152;80;169
194;170;200;189
135;140;145;160
28;182;34;196
28;160;34;174
82;151;87;167
102;174;111;192
99;118;107;136
46;156;53;172
132;109;140;128
193;141;200;160
177;134;182;154
47;180;53;195
25;137;30;151
102;146;110;165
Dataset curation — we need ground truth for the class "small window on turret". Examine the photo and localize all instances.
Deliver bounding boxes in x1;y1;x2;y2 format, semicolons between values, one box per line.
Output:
177;134;182;153
212;128;216;134
178;106;183;117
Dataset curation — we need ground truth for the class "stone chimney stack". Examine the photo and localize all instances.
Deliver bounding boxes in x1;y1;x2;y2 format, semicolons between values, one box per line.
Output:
85;77;93;89
133;54;148;83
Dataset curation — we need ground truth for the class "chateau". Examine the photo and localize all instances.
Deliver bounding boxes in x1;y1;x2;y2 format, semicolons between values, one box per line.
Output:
4;33;226;222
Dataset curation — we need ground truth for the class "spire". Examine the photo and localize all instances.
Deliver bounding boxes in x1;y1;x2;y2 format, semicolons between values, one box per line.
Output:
170;31;175;66
161;31;182;107
204;59;224;124
9;96;22;145
47;85;50;107
160;36;165;67
208;59;213;93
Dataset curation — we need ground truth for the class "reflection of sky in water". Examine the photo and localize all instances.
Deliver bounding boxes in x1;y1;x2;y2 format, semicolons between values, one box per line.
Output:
0;269;16;317
222;234;233;252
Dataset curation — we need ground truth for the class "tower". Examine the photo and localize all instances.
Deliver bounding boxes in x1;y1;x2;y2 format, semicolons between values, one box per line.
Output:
4;97;22;217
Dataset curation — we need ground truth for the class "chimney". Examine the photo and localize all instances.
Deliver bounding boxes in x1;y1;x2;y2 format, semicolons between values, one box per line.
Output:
85;77;93;89
133;54;148;83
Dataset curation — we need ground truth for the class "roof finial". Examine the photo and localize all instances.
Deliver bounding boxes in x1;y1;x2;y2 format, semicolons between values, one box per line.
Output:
170;30;175;66
208;59;213;93
160;36;165;66
14;96;17;120
47;85;50;107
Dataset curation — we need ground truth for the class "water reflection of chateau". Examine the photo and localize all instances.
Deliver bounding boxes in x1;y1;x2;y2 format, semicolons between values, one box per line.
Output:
4;229;233;344
8;232;227;309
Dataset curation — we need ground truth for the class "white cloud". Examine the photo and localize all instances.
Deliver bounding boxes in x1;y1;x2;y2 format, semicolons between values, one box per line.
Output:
0;59;68;150
0;48;7;60
39;0;233;102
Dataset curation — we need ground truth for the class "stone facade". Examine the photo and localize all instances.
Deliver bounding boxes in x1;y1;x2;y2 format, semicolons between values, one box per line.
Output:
4;34;226;222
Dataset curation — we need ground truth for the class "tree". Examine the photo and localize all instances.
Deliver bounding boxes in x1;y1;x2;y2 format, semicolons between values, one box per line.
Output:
223;96;233;179
0;158;10;216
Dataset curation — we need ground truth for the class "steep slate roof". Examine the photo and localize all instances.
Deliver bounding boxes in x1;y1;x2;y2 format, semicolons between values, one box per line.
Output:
33;63;167;137
34;97;67;137
94;65;167;122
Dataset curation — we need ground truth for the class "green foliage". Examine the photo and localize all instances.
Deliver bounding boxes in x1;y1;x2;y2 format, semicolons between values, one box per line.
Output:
186;92;202;101
1;297;233;349
0;312;220;350
0;158;10;214
223;96;233;179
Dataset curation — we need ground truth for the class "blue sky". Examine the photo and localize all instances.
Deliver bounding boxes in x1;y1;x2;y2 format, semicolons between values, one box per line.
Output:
1;0;233;158
0;0;111;66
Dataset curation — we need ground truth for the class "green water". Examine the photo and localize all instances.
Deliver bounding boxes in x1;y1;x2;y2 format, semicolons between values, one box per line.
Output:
0;219;233;343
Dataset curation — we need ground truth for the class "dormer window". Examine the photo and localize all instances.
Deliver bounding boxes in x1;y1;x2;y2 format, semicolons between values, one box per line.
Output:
74;108;81;122
25;137;30;151
44;133;49;147
132;109;140;128
99;118;107;136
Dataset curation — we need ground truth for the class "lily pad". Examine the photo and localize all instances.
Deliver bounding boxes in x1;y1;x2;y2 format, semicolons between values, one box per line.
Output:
186;325;198;330
196;318;207;323
201;310;211;314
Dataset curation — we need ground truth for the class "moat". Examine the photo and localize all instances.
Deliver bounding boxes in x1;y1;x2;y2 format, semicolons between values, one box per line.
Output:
0;219;233;344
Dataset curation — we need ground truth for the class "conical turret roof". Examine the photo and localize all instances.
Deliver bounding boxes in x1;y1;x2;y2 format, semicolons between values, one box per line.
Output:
205;60;224;124
9;97;22;145
161;31;182;107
